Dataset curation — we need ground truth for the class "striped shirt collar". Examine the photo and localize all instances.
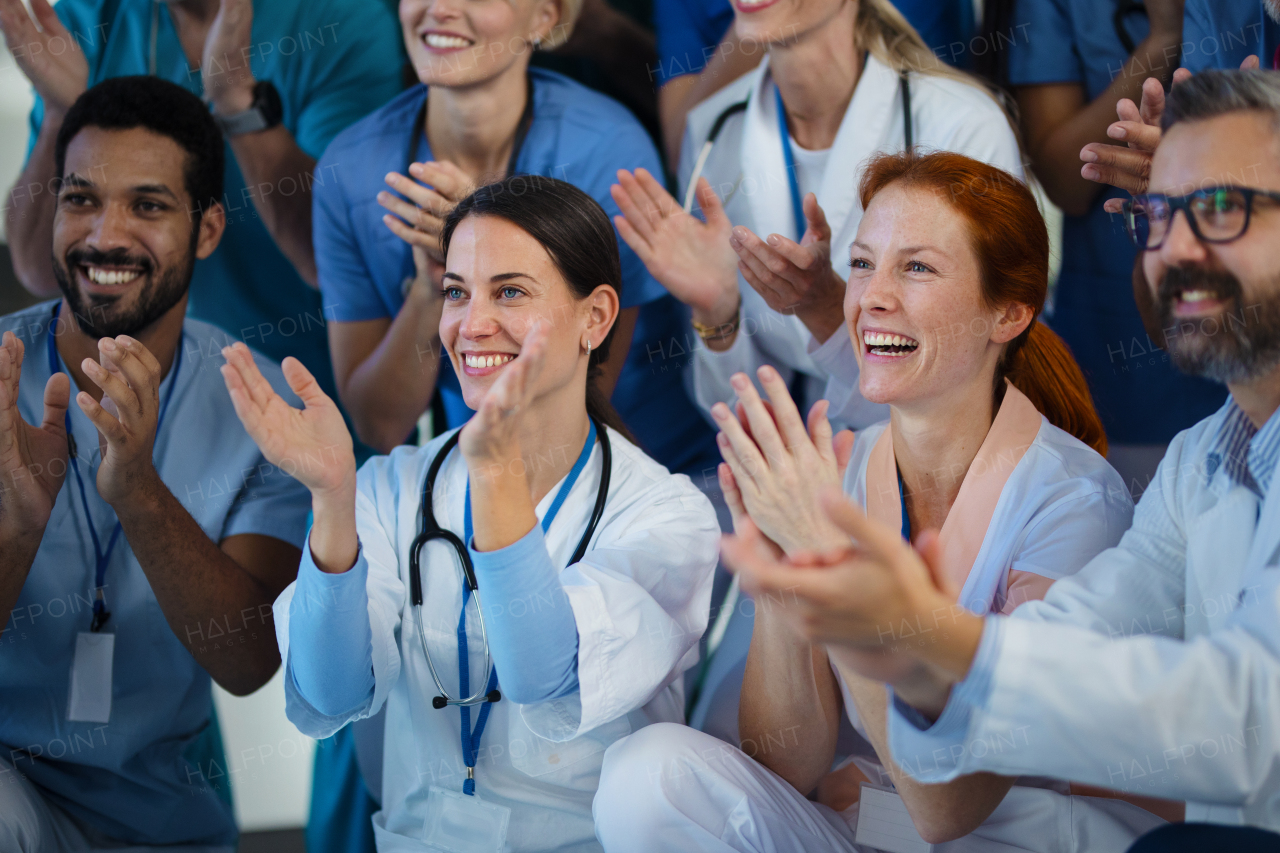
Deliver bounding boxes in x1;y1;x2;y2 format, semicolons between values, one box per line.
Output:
1206;399;1280;496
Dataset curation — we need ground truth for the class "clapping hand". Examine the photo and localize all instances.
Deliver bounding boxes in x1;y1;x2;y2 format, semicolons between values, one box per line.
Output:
380;161;474;266
220;343;355;497
0;0;88;118
0;331;69;535
458;320;550;469
610;168;740;327
202;0;256;113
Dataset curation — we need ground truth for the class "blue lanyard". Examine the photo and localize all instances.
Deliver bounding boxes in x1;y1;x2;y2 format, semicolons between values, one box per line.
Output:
46;303;183;632
774;86;807;240
897;468;911;543
456;419;597;794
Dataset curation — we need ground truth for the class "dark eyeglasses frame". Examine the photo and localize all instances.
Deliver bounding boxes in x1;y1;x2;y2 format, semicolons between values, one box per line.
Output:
1122;185;1280;250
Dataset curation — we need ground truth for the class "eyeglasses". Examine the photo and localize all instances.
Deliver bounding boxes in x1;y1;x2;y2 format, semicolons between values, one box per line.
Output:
1122;186;1280;250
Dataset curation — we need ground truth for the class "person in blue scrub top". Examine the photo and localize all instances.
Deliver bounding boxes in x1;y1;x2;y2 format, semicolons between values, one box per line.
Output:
0;77;310;851
3;0;404;406
319;0;719;478
1010;0;1227;493
1182;0;1280;72
653;0;976;162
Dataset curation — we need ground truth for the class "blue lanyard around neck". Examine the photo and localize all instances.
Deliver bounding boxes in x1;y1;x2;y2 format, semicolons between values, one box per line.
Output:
775;86;807;240
897;468;911;543
47;303;183;632
454;418;597;794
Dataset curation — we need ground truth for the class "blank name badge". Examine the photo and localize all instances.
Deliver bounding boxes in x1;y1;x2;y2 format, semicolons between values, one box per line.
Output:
422;785;510;853
67;632;114;724
855;783;934;853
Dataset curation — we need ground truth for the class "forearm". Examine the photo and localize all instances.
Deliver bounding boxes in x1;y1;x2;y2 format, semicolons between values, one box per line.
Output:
1025;31;1181;215
5;119;62;298
739;607;841;794
0;523;45;633
340;295;443;452
835;655;1014;844
228;128;319;286
115;473;289;694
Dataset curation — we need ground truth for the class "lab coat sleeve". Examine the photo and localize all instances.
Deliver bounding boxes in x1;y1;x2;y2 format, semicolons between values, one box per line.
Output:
517;465;720;741
274;458;407;739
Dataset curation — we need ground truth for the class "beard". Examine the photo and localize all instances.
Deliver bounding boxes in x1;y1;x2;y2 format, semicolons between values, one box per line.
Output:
53;234;196;340
1157;264;1280;384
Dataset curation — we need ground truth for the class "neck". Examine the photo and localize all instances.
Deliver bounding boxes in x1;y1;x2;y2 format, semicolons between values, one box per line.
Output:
768;6;861;150
165;0;219;27
891;376;999;532
425;65;529;183
1228;369;1280;430
515;386;593;507
55;298;186;402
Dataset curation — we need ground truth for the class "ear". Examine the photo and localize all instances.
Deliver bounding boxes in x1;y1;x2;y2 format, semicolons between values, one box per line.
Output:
990;301;1034;345
584;283;620;350
531;0;561;45
194;201;226;261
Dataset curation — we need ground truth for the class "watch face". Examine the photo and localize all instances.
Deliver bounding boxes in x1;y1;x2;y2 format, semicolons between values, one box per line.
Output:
254;80;284;126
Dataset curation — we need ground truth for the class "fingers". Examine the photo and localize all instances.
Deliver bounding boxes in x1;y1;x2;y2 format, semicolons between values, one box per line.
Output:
79;356;140;426
718;462;749;531
29;0;66;35
74;388;126;445
1137;76;1166;127
806;398;835;464
1106;118;1162;153
756;365;809;450
730;227;790;305
818;486;897;561
913;529;960;602
409;160;473;202
833;429;856;480
724;372;788;462
632;167;681;219
40;372;69;436
0;0;39;47
1240;54;1260;71
611;173;660;243
221;342;276;411
801;193;832;242
1079;142;1151;194
695;177;729;229
97;336;159;422
0;332;21;425
281;356;331;409
383;171;453;219
612;214;655;266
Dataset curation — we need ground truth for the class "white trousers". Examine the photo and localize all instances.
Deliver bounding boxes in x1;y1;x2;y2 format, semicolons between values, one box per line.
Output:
594;723;1164;853
0;757;233;853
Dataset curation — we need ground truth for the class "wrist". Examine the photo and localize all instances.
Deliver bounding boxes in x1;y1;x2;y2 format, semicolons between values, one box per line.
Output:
106;464;167;515
691;289;741;330
209;79;257;116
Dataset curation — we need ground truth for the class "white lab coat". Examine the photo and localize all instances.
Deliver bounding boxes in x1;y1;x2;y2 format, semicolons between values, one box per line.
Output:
275;428;719;852
678;54;1023;430
887;402;1280;831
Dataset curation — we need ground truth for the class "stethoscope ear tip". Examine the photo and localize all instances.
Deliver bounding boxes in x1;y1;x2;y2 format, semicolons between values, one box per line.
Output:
432;695;448;710
486;689;502;704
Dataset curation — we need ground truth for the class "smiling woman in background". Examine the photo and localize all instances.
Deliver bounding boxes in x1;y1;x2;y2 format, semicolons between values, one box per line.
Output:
595;151;1176;852
223;177;718;852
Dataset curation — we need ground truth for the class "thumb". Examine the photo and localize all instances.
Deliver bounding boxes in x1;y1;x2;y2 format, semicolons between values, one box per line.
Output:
833;429;856;480
282;357;330;409
1241;54;1261;70
696;177;728;228
802;193;831;241
41;373;70;436
913;529;961;602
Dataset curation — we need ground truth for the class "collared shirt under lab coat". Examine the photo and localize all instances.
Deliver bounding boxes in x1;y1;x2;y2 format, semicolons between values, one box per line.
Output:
887;400;1280;831
677;54;1023;430
274;429;719;852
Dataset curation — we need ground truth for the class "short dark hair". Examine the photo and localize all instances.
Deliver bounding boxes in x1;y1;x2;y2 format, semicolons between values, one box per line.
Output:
55;76;224;215
441;175;631;438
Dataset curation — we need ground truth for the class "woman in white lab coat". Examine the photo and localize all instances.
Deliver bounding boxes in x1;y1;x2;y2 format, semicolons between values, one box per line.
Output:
595;152;1175;851
610;0;1022;432
221;177;719;852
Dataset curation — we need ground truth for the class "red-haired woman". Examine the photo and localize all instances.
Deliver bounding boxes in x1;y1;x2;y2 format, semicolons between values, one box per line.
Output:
593;152;1175;851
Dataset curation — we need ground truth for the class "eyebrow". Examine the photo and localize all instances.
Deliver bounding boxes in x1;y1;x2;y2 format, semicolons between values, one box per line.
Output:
439;272;541;284
59;174;178;201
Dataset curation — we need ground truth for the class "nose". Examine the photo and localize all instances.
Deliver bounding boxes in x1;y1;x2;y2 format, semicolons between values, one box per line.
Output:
855;266;899;316
1158;208;1209;266
83;201;133;254
425;0;462;22
458;296;501;341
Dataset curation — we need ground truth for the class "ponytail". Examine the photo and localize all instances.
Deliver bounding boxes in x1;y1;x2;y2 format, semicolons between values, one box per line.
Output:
1002;322;1108;456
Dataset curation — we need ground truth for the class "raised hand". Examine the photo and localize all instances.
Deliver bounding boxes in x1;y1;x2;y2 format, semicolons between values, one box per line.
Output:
0;0;88;118
0;331;69;535
220;343;355;497
458;321;549;468
380;161;475;265
729;193;846;341
710;365;855;556
610;168;740;327
202;0;256;113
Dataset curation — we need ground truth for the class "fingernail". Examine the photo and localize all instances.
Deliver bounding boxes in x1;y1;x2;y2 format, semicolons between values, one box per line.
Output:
100;339;116;352
1081;165;1098;180
1107;126;1125;139
767;235;779;246
1079;149;1097;163
717;433;729;446
730;374;747;389
711;403;729;420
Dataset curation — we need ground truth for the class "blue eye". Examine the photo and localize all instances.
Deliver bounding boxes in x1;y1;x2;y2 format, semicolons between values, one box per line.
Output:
907;261;931;273
500;286;522;299
850;258;871;270
443;286;464;300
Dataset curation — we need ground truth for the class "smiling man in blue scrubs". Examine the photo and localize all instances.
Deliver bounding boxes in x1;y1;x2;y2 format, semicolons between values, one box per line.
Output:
4;0;403;405
0;77;309;852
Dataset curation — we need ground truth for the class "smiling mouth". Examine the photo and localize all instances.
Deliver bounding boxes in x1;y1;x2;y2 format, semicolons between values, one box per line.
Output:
464;353;514;369
423;33;474;50
81;265;143;286
863;331;919;357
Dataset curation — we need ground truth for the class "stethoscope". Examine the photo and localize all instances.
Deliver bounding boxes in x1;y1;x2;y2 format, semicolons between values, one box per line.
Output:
682;59;914;220
408;417;612;709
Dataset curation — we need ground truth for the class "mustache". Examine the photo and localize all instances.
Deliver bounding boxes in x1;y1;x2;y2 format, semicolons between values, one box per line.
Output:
65;246;153;273
1158;265;1243;306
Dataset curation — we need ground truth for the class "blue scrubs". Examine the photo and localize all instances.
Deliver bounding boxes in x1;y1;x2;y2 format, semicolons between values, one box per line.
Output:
652;0;975;85
28;0;405;402
315;68;720;477
1009;0;1226;445
1182;0;1280;71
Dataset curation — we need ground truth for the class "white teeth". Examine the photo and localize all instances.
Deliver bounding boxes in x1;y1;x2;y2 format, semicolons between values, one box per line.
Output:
738;0;772;6
862;331;919;349
85;266;141;286
465;354;513;369
1179;289;1216;302
425;33;472;49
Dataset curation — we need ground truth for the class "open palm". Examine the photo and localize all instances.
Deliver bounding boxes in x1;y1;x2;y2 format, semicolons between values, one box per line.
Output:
220;343;355;495
611;169;739;320
0;331;69;531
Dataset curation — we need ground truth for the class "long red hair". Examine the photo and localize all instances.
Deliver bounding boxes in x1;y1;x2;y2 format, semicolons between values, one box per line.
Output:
858;150;1108;455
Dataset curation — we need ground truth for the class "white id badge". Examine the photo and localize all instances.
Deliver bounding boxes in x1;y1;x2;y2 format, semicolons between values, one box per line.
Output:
67;632;114;723
423;785;510;853
855;783;934;853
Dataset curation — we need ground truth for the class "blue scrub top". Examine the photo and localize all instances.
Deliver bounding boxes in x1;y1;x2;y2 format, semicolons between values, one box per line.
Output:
0;304;311;846
1009;0;1226;444
28;0;405;402
314;68;720;477
1183;0;1280;72
652;0;976;85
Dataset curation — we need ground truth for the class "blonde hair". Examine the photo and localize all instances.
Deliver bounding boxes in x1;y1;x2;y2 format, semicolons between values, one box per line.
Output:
540;0;583;49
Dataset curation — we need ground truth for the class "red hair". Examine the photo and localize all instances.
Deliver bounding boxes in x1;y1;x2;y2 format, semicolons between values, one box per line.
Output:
858;150;1108;455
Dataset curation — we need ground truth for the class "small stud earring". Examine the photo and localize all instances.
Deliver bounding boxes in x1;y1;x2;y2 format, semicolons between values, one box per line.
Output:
585;339;592;357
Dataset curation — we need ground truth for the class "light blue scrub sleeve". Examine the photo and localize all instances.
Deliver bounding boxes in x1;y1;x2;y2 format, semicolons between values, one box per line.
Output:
469;524;579;705
885;615;1006;781
288;540;376;718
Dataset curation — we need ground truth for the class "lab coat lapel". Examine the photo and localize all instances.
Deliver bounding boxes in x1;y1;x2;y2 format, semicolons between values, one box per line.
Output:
824;55;900;266
1245;484;1280;575
739;57;800;243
